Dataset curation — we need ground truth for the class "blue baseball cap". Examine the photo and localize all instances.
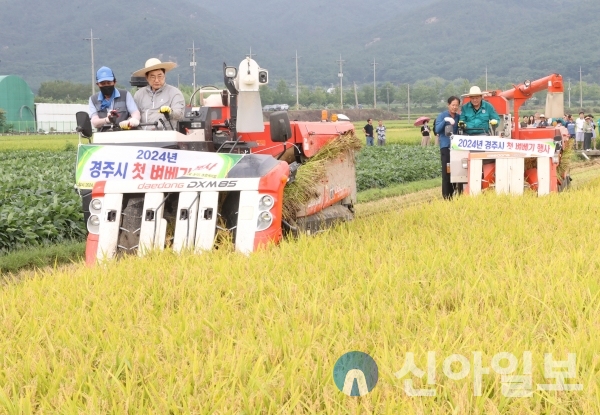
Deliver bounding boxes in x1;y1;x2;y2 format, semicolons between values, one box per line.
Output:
96;66;115;83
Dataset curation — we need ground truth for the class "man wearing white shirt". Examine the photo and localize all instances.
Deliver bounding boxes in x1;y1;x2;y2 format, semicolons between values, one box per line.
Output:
575;111;585;150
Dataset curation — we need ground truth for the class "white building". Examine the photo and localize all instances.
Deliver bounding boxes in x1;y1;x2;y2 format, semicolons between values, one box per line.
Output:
35;103;89;133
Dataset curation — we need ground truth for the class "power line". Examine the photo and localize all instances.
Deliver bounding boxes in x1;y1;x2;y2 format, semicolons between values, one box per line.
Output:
83;29;100;96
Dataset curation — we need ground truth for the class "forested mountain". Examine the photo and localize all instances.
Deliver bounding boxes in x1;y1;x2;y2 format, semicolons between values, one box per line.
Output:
1;0;599;91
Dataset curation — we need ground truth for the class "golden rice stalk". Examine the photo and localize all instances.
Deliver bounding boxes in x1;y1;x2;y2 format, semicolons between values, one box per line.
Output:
282;130;361;222
556;139;573;180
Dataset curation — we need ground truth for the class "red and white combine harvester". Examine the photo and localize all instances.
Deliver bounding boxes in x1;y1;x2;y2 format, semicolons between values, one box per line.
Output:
450;74;571;195
75;58;357;264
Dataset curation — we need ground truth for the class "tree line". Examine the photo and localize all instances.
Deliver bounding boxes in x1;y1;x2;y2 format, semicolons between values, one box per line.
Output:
33;78;600;111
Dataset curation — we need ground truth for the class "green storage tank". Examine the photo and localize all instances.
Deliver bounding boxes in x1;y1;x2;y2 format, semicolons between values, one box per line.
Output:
0;75;35;132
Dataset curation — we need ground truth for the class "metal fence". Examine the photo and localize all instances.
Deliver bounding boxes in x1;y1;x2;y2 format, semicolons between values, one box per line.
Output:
2;121;79;134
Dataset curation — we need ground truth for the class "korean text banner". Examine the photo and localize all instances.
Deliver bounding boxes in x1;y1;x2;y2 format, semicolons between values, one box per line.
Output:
451;136;555;157
75;145;243;189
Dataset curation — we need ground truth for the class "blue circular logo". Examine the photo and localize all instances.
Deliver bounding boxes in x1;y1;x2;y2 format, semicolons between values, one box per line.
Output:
333;351;378;396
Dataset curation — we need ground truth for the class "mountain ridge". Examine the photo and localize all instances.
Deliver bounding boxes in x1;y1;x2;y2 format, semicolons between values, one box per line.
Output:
1;0;599;91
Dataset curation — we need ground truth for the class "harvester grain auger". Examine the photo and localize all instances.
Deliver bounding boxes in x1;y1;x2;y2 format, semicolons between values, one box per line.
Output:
74;58;359;265
449;74;572;195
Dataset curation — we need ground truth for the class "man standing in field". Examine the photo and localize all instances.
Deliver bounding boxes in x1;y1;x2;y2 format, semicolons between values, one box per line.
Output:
363;119;374;146
88;66;140;131
459;86;500;135
376;120;386;146
575;111;585;150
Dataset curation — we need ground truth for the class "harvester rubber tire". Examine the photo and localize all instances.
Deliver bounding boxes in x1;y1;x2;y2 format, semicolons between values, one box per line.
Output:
117;195;144;255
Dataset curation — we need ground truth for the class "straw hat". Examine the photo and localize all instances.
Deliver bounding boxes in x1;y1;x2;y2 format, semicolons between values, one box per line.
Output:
466;86;483;97
132;58;177;77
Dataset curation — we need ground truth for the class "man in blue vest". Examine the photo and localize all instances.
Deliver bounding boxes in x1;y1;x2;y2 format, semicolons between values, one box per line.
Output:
88;66;140;131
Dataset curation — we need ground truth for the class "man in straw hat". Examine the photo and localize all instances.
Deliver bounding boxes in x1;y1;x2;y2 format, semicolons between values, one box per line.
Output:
88;66;140;131
133;58;185;130
458;86;500;135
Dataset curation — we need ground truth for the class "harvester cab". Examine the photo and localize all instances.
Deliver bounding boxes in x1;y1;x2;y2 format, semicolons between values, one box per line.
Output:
449;74;571;196
74;57;358;265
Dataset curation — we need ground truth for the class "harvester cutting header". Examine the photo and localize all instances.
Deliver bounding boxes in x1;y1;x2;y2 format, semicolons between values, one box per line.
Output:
75;57;359;265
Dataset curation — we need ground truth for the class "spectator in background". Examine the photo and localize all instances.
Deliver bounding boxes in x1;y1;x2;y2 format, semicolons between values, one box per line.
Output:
575;111;585;150
590;114;597;150
375;120;386;146
421;120;432;146
538;114;549;128
435;96;461;200
528;115;535;127
533;112;541;127
583;115;593;151
565;115;576;139
520;115;528;128
363;118;374;146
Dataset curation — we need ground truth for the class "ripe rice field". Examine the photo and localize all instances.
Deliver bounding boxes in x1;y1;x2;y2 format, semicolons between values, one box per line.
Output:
1;179;599;413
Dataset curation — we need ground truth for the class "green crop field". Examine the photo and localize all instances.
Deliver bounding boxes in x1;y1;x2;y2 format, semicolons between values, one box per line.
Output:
1;182;599;413
0;150;85;253
353;120;427;146
0;134;80;152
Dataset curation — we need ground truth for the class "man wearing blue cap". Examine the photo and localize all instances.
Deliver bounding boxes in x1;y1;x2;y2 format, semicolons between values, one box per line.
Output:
88;66;140;131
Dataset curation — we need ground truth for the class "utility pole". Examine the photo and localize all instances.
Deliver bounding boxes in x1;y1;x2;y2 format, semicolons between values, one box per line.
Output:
246;47;257;59
485;66;488;90
568;78;571;108
407;84;411;121
371;58;378;109
84;29;100;96
188;41;200;104
294;50;300;110
336;54;345;109
386;85;390;112
579;66;583;109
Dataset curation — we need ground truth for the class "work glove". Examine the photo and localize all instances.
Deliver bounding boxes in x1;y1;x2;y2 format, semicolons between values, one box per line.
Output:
490;119;498;126
128;118;140;128
119;120;131;130
159;106;172;114
444;117;455;125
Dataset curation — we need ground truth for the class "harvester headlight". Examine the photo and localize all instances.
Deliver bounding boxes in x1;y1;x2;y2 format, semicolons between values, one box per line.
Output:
89;215;100;226
259;195;274;210
225;66;237;78
257;211;273;231
524;80;531;88
90;198;102;212
87;214;101;234
462;159;468;170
